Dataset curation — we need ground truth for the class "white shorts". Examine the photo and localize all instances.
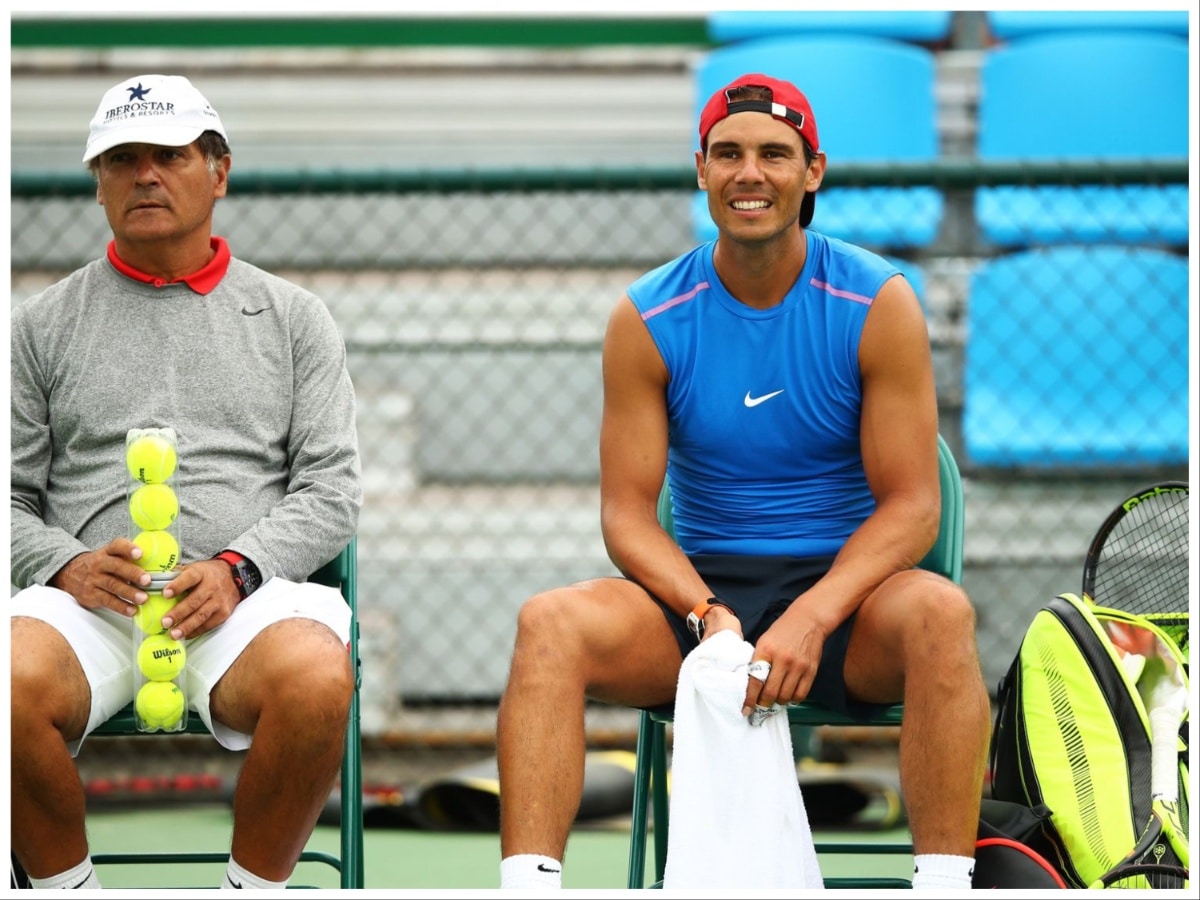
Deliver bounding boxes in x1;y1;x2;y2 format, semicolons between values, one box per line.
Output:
10;578;352;753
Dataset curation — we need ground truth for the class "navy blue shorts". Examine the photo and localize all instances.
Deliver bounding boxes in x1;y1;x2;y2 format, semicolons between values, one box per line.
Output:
642;553;891;721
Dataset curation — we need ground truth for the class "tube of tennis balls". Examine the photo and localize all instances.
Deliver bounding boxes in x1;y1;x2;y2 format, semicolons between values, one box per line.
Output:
126;428;187;732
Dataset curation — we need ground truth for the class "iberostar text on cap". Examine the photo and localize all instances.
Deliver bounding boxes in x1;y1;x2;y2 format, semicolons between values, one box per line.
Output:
83;74;228;163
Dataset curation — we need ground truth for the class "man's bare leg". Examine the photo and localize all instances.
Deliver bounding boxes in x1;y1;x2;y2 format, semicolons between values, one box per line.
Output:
847;571;990;886
497;599;590;863
497;579;681;886
9;618;94;881
896;585;990;858
212;618;354;883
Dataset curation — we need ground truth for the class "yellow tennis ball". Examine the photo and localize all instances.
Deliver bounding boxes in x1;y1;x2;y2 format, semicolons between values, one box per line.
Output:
136;681;185;729
134;592;177;635
137;632;186;681
126;434;177;484
133;530;179;572
129;483;179;532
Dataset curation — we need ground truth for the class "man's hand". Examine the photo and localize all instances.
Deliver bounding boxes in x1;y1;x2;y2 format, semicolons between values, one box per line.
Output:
157;558;243;640
50;537;151;615
741;611;828;719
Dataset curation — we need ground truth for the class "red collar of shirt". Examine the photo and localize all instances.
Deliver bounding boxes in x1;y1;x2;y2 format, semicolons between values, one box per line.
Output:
106;237;231;295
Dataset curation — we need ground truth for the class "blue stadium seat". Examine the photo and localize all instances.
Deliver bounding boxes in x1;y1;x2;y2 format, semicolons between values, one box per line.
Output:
975;32;1188;247
984;10;1189;41
692;35;943;251
708;10;954;44
962;245;1188;468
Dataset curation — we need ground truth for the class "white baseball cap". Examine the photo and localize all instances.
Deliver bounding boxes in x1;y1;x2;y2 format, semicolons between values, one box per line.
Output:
83;74;228;163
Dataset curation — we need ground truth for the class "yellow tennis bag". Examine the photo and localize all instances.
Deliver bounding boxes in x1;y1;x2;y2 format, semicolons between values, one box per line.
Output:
989;592;1189;888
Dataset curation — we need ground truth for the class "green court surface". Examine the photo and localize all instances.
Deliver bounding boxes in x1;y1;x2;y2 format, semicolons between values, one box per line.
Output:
84;804;912;890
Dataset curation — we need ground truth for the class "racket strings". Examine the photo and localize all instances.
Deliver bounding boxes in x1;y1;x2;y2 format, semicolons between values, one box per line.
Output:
1101;862;1189;889
1091;491;1189;616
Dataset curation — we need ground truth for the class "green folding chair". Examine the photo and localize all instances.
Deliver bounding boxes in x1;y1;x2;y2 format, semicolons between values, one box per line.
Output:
627;436;965;889
88;537;364;889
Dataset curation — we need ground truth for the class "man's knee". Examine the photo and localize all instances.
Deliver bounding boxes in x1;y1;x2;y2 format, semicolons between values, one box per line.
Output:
513;586;588;650
927;578;976;633
893;572;976;634
10;618;91;737
220;619;353;729
895;576;984;684
860;572;980;678
272;623;354;711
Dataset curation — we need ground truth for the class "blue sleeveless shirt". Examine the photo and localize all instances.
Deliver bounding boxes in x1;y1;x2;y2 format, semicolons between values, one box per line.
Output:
627;230;899;557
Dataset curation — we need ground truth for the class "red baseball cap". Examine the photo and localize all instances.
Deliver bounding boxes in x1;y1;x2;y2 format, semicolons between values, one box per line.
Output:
698;73;821;226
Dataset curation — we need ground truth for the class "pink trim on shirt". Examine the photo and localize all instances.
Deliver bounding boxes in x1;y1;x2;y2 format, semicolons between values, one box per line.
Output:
809;278;875;306
641;281;711;321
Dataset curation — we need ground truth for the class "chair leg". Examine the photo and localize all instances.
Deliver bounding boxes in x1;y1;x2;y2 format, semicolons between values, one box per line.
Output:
627;711;654;888
650;721;670;886
340;699;364;887
341;617;364;888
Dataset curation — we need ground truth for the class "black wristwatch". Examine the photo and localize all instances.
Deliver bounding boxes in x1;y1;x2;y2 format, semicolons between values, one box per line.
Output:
686;597;733;640
215;550;262;600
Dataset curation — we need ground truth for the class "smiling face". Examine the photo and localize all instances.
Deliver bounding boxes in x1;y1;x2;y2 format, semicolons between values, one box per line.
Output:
94;140;229;268
696;111;824;244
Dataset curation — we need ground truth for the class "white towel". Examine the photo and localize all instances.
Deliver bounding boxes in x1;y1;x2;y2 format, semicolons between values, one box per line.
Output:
662;629;824;890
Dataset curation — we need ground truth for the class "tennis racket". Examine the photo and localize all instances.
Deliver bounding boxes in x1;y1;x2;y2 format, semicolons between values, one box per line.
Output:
1096;621;1190;888
1083;481;1189;651
1092;861;1189;889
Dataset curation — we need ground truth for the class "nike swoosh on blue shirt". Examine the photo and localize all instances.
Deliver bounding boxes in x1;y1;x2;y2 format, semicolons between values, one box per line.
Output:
744;389;784;407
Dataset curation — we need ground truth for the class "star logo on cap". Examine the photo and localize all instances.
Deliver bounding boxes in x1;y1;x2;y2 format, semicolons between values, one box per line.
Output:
126;83;151;101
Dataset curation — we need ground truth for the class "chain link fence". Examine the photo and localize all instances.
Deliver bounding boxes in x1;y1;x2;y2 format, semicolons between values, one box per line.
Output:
10;161;1189;746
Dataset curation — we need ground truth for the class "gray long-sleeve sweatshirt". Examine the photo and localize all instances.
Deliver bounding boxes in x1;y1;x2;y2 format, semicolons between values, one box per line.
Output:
10;251;362;589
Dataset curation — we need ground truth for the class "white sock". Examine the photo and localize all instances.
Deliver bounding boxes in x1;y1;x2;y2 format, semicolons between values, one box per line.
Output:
500;854;563;889
221;857;288;890
27;857;100;889
912;853;975;889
